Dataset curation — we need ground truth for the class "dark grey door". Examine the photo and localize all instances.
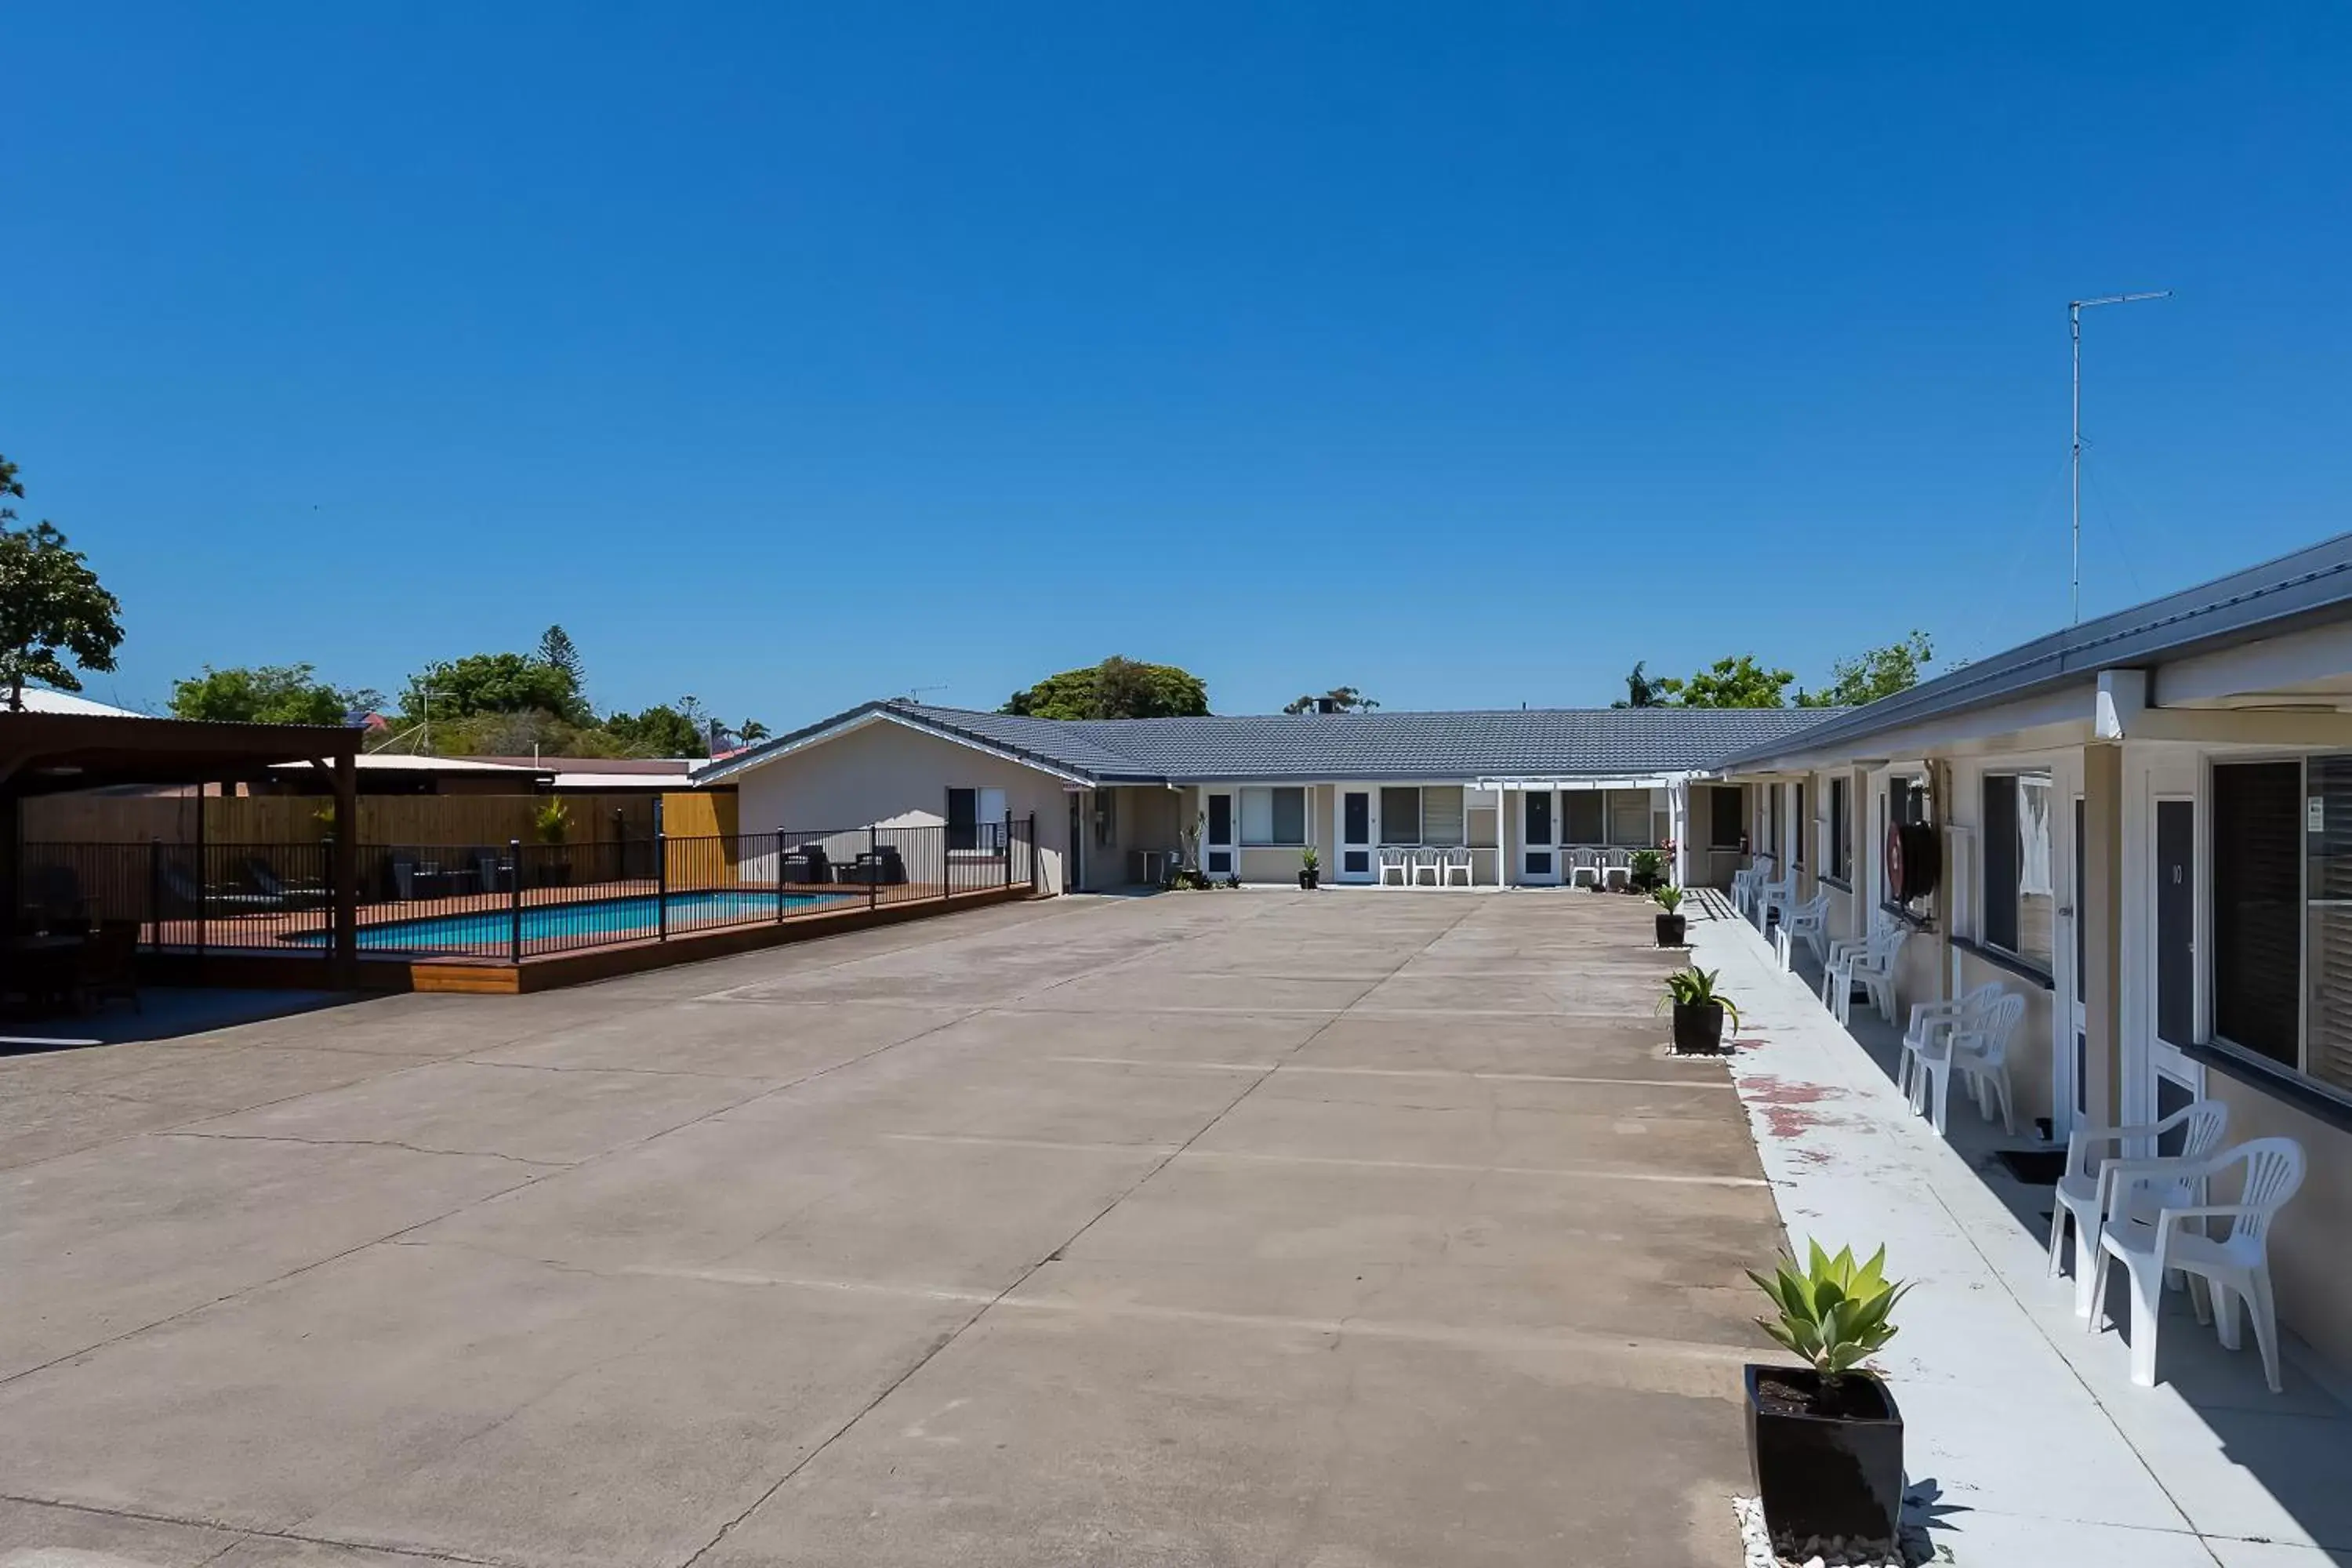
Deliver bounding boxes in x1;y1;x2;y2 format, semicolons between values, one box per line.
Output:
1341;791;1371;877
2157;800;2194;1049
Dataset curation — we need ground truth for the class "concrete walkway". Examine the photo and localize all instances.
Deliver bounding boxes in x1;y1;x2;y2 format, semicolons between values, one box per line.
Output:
4;891;1784;1568
1691;897;2352;1567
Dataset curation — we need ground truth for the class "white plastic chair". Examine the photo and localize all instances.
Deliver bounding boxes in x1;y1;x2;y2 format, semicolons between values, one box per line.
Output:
1897;982;2005;1102
1820;915;1891;1007
1782;891;1831;967
1411;846;1443;887
1377;848;1409;887
1566;847;1601;889
2088;1137;2307;1392
1441;846;1474;887
1834;924;1909;1026
2049;1098;2230;1321
1951;994;2030;1134
1598;848;1633;891
1730;863;1761;916
1910;991;2024;1134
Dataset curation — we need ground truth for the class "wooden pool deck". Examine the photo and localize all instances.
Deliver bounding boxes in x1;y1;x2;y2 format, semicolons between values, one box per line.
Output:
134;879;1035;994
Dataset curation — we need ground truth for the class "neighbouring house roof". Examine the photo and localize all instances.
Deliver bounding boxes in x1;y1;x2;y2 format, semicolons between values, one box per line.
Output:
463;756;699;775
9;687;144;718
460;755;702;791
1714;528;2352;771
280;753;548;776
695;699;1849;789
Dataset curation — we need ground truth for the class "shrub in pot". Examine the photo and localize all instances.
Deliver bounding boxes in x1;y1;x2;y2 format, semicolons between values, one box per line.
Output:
1744;1243;1911;1553
1628;847;1665;893
533;800;574;887
1656;966;1737;1053
1653;885;1686;947
1298;847;1320;890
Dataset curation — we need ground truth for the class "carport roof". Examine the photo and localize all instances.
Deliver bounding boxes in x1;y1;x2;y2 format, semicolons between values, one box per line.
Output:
696;699;1847;787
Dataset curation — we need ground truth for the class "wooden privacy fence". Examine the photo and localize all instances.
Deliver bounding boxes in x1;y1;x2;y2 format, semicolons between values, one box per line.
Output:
22;792;660;848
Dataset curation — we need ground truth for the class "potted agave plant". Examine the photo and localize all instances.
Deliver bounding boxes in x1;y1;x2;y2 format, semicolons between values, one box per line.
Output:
1657;966;1737;1053
1653;885;1687;947
1298;847;1320;890
1628;847;1666;893
1744;1243;1911;1553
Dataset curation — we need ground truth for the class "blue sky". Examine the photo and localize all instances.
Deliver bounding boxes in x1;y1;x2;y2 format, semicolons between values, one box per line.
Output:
7;4;2351;726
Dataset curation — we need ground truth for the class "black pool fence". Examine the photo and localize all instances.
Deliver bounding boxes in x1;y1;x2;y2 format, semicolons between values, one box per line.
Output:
10;814;1038;966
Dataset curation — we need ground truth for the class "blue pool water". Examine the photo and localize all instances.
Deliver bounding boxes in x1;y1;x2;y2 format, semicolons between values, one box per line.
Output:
289;890;852;953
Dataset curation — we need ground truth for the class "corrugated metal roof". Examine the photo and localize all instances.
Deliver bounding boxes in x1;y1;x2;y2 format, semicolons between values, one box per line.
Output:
1714;528;2352;770
10;688;143;718
701;699;1849;786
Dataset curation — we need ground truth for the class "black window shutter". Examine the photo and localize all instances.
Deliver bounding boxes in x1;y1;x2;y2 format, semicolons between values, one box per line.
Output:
2212;762;2303;1068
1982;776;2019;952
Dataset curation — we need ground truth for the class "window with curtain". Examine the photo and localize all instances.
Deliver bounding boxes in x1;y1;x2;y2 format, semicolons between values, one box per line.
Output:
1240;786;1307;846
1563;790;1605;844
1606;789;1650;847
1379;786;1421;844
1889;776;1926;827
1421;786;1465;846
1793;782;1809;867
946;786;1007;851
2306;756;2352;1091
2212;761;2301;1070
1980;772;2055;973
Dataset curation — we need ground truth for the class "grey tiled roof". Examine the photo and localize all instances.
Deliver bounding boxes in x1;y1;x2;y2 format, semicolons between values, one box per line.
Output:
874;702;1846;783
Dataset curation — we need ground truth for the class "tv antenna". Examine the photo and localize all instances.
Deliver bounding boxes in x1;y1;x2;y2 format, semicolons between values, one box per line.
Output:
2071;290;2171;624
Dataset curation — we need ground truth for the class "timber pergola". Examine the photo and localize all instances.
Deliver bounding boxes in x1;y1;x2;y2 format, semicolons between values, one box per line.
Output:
0;713;362;978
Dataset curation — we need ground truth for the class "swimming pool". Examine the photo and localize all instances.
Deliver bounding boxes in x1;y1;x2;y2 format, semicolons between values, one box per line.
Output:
289;889;855;953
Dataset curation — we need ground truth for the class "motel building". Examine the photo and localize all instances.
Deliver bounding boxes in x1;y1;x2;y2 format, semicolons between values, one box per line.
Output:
1713;532;2352;1374
691;703;1845;899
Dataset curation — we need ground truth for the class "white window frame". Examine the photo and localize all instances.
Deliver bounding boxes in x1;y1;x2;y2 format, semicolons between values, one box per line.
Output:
1239;785;1308;847
1379;785;1424;846
946;785;1009;854
2201;751;2352;1098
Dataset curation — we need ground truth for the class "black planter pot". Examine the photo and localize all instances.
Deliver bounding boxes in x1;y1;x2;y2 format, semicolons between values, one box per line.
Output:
1655;913;1686;947
1669;1000;1725;1053
1744;1365;1904;1548
1298;869;1321;889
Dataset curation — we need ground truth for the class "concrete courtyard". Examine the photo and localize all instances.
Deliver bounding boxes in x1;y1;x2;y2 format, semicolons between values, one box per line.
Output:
0;891;1783;1568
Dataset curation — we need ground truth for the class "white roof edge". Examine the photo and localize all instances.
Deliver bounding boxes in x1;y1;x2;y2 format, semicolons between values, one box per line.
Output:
278;753;548;774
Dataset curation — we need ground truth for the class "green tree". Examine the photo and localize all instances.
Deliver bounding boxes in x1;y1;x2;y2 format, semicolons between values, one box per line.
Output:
0;456;125;710
1002;655;1210;720
604;703;706;757
535;624;586;702
171;663;360;726
404;652;585;724
1612;662;1664;709
1654;655;1795;709
1283;685;1379;715
1799;631;1934;708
